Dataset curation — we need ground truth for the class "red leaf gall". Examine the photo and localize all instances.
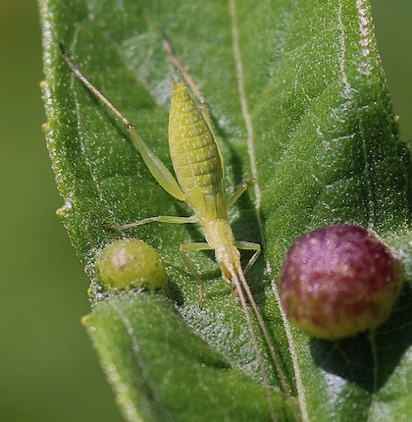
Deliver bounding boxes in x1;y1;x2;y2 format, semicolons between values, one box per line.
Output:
279;225;404;340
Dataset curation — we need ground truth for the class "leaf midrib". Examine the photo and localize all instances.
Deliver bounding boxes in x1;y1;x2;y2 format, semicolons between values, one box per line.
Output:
228;0;308;420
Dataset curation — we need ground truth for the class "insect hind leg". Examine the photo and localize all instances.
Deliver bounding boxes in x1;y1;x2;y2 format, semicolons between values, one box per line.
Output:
161;32;214;128
227;178;255;208
162;32;206;104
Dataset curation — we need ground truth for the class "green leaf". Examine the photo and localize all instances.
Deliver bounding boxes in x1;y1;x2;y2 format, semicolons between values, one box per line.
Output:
82;294;292;422
39;0;412;421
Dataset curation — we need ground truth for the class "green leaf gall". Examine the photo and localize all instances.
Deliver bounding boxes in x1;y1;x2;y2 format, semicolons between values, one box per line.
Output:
96;239;168;292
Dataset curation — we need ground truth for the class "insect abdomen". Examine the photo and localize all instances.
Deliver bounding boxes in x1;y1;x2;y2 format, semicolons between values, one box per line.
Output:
168;81;223;197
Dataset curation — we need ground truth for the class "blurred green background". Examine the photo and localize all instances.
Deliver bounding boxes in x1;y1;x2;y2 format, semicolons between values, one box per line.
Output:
0;1;410;421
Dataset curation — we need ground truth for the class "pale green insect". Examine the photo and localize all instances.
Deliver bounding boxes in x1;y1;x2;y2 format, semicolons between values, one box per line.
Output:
60;42;288;420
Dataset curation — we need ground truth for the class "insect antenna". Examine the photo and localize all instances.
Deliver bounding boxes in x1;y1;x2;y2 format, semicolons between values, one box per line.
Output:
236;268;291;395
229;267;278;422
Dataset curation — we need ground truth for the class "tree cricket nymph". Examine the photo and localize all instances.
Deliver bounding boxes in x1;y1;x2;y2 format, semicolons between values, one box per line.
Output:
60;41;285;420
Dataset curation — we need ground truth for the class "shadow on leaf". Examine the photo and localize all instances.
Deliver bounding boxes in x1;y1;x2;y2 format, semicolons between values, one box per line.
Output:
310;282;412;392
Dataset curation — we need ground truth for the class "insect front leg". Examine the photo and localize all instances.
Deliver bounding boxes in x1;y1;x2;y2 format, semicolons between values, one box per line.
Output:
179;242;213;309
235;241;261;274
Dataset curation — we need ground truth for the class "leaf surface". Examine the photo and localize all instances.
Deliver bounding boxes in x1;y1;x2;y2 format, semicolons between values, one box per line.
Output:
39;0;412;420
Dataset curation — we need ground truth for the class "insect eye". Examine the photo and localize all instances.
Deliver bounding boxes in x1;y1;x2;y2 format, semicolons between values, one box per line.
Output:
96;239;169;292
